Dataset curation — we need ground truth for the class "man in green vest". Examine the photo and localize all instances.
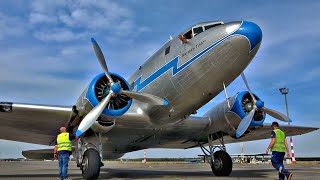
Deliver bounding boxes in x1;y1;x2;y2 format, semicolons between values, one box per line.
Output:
266;122;293;180
54;127;78;180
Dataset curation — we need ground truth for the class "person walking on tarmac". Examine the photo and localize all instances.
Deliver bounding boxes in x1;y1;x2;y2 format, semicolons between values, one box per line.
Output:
54;127;79;180
266;122;293;180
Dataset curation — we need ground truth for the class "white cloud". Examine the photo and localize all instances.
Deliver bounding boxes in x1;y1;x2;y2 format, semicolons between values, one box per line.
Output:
298;66;320;83
60;44;91;56
30;0;67;14
29;12;57;24
244;22;320;80
0;9;97;105
0;13;26;40
57;1;131;29
262;24;320;51
33;28;87;42
0;45;93;92
28;0;146;42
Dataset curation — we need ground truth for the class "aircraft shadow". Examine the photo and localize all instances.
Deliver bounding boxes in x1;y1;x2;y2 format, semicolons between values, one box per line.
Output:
72;168;279;179
0;168;300;179
0;173;79;178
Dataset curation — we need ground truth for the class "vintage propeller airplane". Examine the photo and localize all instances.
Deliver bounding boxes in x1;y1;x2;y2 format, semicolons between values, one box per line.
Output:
0;21;317;179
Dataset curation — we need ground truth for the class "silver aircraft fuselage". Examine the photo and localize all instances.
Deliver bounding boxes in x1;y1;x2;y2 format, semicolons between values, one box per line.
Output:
83;21;262;158
127;21;261;124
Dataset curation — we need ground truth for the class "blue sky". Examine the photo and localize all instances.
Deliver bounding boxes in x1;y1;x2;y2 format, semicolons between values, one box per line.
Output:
0;0;319;158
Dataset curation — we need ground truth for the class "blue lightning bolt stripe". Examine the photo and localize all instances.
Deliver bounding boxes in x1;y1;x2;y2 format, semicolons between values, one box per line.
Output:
133;21;262;92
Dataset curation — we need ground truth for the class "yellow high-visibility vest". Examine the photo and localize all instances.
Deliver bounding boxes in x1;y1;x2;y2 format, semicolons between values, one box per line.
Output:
271;129;286;152
57;132;72;152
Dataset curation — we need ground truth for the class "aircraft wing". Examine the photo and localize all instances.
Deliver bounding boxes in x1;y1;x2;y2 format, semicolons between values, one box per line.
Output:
209;123;318;146
0;102;72;145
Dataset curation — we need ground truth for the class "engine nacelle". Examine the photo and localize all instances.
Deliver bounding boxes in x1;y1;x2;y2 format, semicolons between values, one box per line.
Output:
204;91;266;137
74;73;132;134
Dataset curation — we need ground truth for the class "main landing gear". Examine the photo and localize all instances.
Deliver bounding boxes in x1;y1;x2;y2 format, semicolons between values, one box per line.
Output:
199;133;233;176
77;133;104;180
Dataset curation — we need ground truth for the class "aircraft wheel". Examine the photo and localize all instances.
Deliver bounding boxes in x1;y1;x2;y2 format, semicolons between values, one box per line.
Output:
81;148;101;180
210;150;232;176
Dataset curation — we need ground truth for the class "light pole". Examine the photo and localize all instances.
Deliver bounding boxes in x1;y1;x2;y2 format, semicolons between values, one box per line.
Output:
142;149;147;163
279;87;296;164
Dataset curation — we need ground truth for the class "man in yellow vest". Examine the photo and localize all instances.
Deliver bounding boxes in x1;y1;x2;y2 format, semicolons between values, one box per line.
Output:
266;122;293;180
54;127;78;180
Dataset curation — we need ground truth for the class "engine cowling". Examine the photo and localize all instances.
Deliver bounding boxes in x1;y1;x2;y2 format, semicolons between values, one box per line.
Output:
86;72;132;117
73;73;132;135
204;91;266;137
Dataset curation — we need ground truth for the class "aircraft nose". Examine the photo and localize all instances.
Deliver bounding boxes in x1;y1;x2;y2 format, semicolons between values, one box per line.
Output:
234;21;262;51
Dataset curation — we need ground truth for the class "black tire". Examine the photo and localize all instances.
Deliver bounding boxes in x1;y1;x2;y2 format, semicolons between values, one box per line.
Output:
210;150;232;176
81;148;101;180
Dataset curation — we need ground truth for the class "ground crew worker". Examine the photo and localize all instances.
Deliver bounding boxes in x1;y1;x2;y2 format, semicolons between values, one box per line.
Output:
266;122;293;180
54;127;78;180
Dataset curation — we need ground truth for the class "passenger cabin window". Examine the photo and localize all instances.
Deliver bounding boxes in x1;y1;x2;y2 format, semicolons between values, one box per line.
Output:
192;26;204;36
165;46;170;55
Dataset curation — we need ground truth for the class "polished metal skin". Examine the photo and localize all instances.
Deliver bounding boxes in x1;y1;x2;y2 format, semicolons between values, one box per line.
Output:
0;21;317;161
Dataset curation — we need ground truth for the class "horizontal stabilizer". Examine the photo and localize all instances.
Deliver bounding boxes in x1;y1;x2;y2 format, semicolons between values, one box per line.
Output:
22;148;74;160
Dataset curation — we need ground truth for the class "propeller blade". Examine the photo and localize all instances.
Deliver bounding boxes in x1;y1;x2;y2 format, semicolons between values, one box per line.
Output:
262;107;289;122
236;108;255;138
241;73;256;103
76;93;112;136
91;38;114;84
121;90;168;106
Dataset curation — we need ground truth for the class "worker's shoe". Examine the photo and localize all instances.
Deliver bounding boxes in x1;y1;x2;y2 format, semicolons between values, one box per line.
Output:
287;173;293;180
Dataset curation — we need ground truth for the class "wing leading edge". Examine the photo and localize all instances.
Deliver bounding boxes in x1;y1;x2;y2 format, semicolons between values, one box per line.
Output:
0;102;72;145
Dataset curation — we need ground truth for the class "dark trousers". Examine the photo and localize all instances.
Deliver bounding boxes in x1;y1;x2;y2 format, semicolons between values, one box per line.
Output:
58;153;70;179
271;151;291;180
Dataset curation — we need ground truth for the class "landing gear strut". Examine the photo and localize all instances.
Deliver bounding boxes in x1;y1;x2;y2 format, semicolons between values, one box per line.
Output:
77;133;104;179
199;133;233;176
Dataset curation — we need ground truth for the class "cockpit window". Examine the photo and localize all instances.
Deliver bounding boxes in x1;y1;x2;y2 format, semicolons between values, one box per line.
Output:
193;27;204;36
204;23;222;30
183;30;192;39
179;22;224;42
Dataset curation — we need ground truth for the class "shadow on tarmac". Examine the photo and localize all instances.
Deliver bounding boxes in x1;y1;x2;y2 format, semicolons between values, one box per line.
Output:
0;168;303;179
78;168;275;179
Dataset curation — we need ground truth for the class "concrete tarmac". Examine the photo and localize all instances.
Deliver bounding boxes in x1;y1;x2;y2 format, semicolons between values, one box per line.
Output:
0;161;319;179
